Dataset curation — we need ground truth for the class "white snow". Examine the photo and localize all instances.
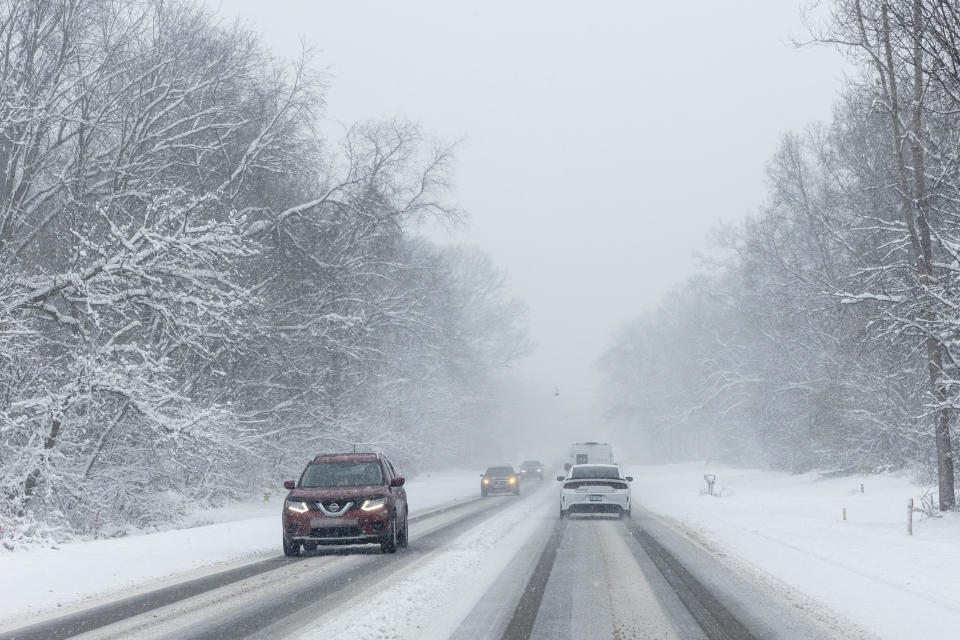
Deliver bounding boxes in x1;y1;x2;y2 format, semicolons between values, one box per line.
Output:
7;463;957;640
292;484;556;640
628;462;960;640
0;470;479;628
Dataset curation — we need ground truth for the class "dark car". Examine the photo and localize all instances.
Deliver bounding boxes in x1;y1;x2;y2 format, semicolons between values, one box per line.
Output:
481;465;520;496
519;459;543;480
282;452;408;556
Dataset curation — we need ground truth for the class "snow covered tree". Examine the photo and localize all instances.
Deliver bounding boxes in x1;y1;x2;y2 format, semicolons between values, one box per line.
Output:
0;0;529;544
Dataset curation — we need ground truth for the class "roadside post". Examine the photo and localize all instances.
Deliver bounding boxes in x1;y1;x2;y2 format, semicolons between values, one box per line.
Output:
908;498;914;536
703;474;716;496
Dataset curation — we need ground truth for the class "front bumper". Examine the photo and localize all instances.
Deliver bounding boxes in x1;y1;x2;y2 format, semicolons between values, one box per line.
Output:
283;506;391;544
481;480;519;493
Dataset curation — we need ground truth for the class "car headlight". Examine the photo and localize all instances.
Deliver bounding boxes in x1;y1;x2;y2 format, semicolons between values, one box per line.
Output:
360;497;387;511
482;478;490;484
286;500;310;513
508;477;516;484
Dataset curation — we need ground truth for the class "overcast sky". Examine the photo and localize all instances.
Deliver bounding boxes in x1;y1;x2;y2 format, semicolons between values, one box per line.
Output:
213;0;846;437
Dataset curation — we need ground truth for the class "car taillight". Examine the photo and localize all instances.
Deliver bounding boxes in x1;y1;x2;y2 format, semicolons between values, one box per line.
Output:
564;482;581;490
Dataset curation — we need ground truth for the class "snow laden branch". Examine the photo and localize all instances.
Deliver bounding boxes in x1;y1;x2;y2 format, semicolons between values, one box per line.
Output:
602;7;960;507
0;0;528;547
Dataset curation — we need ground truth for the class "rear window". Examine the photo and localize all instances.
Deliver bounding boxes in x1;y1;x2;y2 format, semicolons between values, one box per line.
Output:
300;461;383;487
484;467;515;476
570;465;619;479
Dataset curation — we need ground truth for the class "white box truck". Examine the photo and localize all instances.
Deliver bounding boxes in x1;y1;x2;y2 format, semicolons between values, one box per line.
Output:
566;442;614;470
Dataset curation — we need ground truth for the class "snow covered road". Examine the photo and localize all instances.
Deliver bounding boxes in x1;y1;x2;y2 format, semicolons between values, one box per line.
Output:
529;516;689;640
1;473;886;640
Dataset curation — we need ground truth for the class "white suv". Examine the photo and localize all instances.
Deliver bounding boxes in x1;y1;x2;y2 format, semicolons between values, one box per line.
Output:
557;464;632;518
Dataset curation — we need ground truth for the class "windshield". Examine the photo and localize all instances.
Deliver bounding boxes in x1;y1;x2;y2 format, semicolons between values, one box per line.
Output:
299;462;383;487
570;466;620;480
484;467;515;476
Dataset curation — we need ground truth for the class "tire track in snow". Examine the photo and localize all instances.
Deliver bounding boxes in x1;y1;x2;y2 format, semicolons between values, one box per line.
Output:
0;496;485;640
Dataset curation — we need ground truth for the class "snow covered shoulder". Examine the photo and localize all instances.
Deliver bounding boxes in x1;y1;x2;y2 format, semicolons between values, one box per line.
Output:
630;462;960;640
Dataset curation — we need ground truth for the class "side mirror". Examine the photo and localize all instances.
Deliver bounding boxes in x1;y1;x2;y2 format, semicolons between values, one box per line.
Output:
390;477;405;487
480;473;485;477
563;463;571;471
283;480;295;490
625;476;634;482
556;475;565;482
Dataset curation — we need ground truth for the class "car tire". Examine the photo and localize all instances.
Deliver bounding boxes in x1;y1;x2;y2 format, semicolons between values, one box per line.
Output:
282;537;300;557
481;490;489;497
621;509;631;519
559;507;566;519
381;513;398;554
398;511;409;549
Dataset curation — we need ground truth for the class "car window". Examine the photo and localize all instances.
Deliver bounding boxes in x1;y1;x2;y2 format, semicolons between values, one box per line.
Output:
570;465;619;479
300;462;384;487
484;466;515;476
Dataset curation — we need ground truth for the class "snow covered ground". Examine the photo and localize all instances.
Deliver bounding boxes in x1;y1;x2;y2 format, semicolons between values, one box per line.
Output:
0;470;479;627
629;462;960;640
6;463;957;640
293;482;556;640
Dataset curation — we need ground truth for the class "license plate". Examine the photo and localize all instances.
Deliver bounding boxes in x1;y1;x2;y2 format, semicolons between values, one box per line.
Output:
310;518;358;527
589;495;602;502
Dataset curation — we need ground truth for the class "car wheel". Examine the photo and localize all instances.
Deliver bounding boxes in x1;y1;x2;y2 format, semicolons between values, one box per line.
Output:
381;513;398;553
398;511;409;549
621;509;631;519
481;490;488;497
282;537;300;557
559;507;566;519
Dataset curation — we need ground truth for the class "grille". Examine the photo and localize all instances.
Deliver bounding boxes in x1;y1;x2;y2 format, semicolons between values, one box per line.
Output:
308;526;363;538
302;499;357;513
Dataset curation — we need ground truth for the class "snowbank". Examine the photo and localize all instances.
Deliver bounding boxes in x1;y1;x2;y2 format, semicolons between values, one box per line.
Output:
628;462;960;640
0;469;479;627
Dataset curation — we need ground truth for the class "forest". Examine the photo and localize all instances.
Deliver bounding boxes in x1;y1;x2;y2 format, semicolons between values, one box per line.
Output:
0;0;528;546
602;0;960;510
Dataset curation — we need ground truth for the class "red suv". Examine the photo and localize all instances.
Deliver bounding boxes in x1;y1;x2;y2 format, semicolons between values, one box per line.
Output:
282;452;409;556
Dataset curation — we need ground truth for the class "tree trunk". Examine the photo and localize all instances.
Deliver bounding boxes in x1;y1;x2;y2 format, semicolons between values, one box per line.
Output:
879;0;955;509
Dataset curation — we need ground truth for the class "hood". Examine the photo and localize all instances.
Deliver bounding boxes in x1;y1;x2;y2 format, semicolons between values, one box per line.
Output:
288;485;384;500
